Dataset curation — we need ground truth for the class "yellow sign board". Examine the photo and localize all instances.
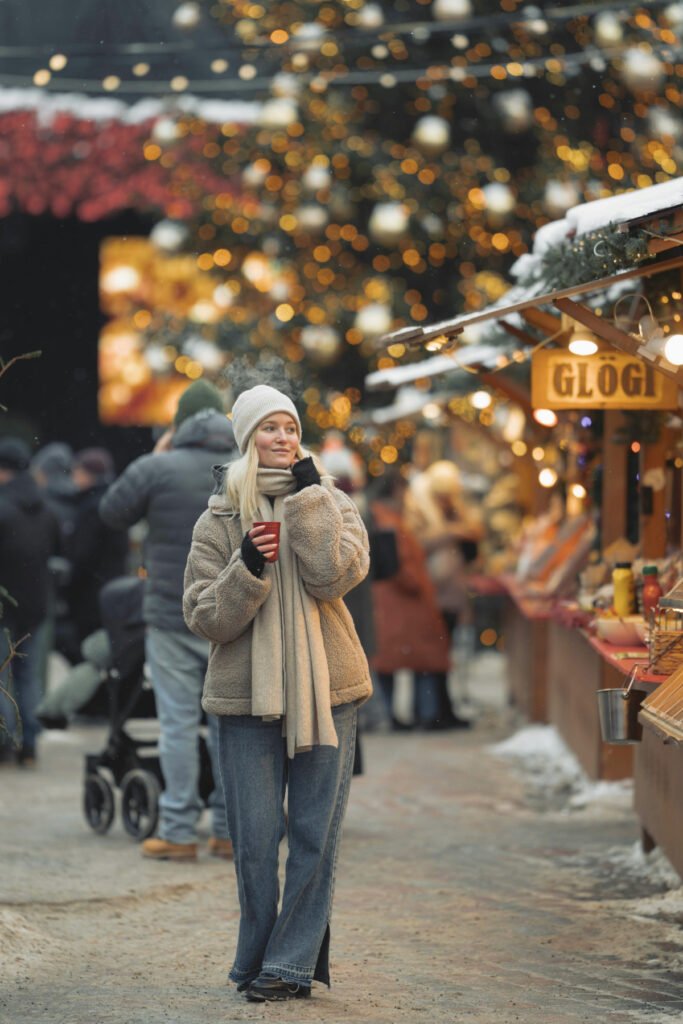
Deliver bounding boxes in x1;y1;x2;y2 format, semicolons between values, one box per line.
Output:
531;350;680;410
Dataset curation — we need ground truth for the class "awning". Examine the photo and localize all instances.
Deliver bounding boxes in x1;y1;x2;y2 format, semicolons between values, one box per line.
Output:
381;176;683;351
380;249;683;352
365;341;523;391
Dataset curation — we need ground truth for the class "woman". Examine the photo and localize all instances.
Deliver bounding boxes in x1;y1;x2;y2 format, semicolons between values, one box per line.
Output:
183;384;372;1003
369;470;451;730
405;460;483;728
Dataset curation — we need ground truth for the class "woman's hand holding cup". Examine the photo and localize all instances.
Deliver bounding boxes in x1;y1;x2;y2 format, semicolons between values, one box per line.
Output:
250;522;281;562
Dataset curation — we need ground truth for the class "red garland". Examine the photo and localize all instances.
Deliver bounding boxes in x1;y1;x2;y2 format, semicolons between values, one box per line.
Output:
0;110;233;221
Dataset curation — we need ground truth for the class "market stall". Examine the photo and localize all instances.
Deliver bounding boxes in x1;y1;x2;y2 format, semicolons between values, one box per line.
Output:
377;176;683;780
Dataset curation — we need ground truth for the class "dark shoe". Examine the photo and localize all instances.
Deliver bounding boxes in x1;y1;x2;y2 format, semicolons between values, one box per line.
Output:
246;977;311;1002
18;745;37;767
236;981;251;993
38;713;67;730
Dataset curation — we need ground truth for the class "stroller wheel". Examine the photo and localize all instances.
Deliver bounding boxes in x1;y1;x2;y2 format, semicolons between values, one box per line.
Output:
121;770;160;841
83;773;115;834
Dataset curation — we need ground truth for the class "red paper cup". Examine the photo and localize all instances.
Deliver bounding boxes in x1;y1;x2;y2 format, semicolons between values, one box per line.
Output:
252;521;280;562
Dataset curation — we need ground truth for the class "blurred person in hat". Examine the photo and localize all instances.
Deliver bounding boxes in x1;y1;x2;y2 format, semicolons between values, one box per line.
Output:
183;384;371;1002
30;442;79;665
30;442;77;541
100;379;236;861
0;437;60;765
405;459;483;729
64;446;128;652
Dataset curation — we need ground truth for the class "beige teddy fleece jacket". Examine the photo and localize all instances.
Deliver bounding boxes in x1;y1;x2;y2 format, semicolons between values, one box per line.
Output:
183;483;373;716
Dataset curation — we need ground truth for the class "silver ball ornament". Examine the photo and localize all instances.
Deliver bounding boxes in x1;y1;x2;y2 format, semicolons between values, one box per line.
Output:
172;2;201;30
368;202;410;246
432;0;472;21
411;115;451;156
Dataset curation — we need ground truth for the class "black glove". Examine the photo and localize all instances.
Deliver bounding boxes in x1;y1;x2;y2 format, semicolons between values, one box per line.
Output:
291;456;321;492
241;533;266;578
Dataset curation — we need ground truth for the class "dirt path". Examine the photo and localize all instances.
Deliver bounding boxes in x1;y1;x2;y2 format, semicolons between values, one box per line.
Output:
3;667;683;1023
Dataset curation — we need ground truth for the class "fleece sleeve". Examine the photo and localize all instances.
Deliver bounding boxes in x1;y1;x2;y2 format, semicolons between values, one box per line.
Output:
183;513;271;643
283;485;369;601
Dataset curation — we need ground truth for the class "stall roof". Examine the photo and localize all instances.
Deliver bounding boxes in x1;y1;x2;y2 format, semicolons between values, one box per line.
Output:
380;176;683;351
365;341;523;392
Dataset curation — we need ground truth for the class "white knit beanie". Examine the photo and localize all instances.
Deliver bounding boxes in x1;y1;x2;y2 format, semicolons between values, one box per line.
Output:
231;384;302;454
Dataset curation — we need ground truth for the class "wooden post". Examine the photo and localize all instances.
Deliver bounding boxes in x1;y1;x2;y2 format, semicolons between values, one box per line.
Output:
640;432;669;559
601;410;628;547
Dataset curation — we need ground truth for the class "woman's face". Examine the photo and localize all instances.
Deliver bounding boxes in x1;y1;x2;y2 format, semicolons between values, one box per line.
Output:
254;413;299;468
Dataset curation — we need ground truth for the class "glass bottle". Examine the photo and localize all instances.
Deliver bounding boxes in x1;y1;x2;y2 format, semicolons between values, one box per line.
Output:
641;565;663;620
612;562;635;617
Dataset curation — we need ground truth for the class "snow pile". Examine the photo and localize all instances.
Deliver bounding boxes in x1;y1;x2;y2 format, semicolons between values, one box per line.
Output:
600;841;681;893
627;885;683;922
489;724;632;813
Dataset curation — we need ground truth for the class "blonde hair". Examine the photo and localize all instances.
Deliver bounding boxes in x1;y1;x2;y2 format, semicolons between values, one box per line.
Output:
225;433;331;523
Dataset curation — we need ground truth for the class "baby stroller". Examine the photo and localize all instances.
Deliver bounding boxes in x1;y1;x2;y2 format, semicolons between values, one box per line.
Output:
82;576;214;841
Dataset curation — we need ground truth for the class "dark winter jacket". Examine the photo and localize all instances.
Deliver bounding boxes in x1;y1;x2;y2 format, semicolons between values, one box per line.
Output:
0;472;60;634
99;410;236;631
65;482;130;642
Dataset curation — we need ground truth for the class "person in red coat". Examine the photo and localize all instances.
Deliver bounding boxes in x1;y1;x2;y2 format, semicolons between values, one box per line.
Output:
370;471;463;729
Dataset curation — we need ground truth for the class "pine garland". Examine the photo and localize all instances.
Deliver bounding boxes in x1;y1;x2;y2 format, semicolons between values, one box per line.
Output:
523;224;653;292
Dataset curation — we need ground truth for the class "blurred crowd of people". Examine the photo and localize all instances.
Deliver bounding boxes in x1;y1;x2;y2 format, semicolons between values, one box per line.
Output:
0;381;486;771
0;438;129;763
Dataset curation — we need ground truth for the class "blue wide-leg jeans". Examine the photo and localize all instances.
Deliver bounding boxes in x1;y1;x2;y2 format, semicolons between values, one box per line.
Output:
217;701;357;988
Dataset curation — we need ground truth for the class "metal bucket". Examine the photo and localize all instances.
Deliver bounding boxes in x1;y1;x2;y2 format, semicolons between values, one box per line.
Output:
597;669;646;744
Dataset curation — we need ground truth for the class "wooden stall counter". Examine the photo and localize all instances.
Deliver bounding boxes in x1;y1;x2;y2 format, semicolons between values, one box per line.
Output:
546;624;662;782
501;576;554;723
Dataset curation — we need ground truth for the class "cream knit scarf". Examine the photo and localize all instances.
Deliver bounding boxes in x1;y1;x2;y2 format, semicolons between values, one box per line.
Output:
248;467;338;758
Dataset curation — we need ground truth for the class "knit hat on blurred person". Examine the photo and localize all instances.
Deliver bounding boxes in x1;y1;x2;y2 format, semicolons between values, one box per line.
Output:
31;442;73;479
72;447;115;483
0;437;31;472
174;379;225;428
230;385;301;454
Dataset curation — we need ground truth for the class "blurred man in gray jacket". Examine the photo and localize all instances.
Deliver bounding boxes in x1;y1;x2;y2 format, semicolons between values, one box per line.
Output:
100;380;236;861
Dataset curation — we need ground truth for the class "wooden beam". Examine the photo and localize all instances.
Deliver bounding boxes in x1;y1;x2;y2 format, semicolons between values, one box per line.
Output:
553;297;641;356
498;319;541;348
601;411;628;548
477;369;533;415
647;231;683;255
641;435;668;559
521;307;564;337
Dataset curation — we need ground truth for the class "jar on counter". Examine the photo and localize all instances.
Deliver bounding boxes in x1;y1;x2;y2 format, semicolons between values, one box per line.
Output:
641;565;663;620
613;562;635;617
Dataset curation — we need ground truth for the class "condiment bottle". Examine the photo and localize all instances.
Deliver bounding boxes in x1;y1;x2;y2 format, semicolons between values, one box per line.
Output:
613;562;635;617
641;565;663;620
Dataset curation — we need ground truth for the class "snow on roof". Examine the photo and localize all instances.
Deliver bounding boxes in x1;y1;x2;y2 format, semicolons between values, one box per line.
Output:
382;177;683;348
567;175;683;238
510;175;683;281
365;339;524;391
0;86;262;126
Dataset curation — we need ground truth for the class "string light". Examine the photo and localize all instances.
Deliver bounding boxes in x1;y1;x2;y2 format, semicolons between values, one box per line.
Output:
539;467;559;487
533;409;559;428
